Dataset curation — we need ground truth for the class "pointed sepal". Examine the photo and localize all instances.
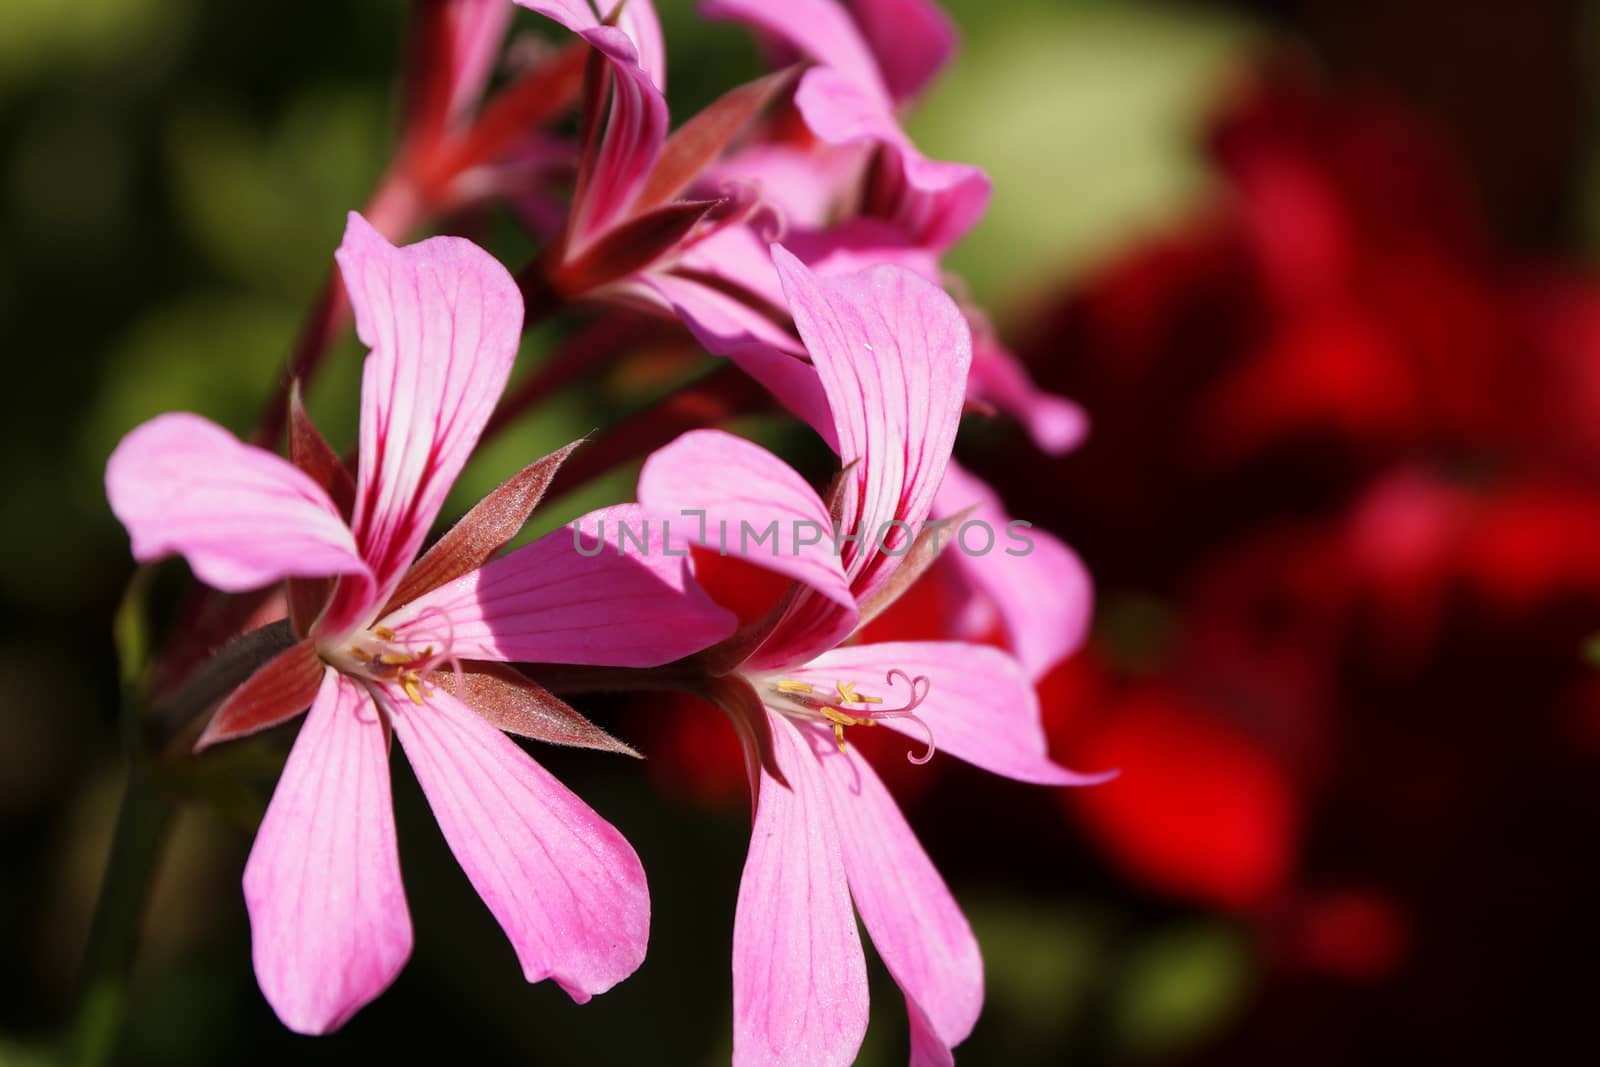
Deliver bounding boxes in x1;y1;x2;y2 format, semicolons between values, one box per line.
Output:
195;639;325;752
385;438;583;613
633;64;802;213
433;660;640;756
704;672;790;795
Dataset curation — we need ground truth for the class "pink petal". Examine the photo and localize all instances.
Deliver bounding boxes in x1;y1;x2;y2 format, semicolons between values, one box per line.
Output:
643;272;804;360
771;244;970;605
968;332;1089;455
515;0;666;90
105;413;367;593
638;429;856;611
703;0;889;108
785;641;1110;785
908;997;958;1067
934;462;1093;680
734;713;869;1067
243;669;411;1034
706;143;859;230
444;0;514;124
614;0;666;93
517;2;668;242
785;218;942;282
571;25;670;244
794;68;990;252
848;0;957;104
321;213;524;636
389;685;648;1000
383;503;737;666
816;741;982;1060
668;223;795;346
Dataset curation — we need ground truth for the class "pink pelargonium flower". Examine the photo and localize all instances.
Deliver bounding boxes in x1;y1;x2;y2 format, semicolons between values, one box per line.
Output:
105;213;736;1033
649;228;1095;681
636;248;1107;1065
704;0;989;253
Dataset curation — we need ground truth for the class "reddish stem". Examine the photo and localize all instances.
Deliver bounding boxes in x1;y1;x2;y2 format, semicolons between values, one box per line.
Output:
544;361;771;501
484;313;662;442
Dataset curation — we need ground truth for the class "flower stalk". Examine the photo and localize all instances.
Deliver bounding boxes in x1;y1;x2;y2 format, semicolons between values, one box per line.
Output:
68;570;175;1067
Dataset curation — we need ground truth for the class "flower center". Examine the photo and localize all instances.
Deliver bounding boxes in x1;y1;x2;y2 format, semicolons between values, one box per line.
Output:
765;670;936;764
323;615;458;707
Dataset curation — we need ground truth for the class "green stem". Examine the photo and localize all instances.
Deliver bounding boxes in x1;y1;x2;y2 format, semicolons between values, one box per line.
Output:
66;568;174;1067
68;764;173;1067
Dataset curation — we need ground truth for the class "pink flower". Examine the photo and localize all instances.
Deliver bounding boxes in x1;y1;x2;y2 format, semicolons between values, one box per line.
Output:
105;213;735;1033
704;0;989;252
637;249;1105;1065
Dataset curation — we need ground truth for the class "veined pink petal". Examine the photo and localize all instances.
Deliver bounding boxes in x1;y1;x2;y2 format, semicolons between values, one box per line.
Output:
515;0;666;90
817;741;982;1061
678;224;792;320
642;271;802;361
785;641;1110;785
389;685;648;1000
444;0;514;124
639;429;856;612
105;413;368;593
734;713;868;1067
571;25;670;244
704;0;888;108
321;213;523;636
383;503;737;666
243;670;411;1034
638;263;821;431
615;0;666;93
517;2;668;243
968;333;1090;455
848;0;957;104
771;245;970;605
795;68;990;252
935;462;1093;680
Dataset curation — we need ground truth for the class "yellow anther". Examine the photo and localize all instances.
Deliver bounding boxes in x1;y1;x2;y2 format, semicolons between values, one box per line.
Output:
776;679;815;694
374;625;397;641
350;647;374;663
835;680;882;705
820;706;876;752
820;706;859;727
402;672;427;706
377;651;413;666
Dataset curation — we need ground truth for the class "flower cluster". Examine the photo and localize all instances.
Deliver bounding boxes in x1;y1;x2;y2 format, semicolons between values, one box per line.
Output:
102;2;1099;1063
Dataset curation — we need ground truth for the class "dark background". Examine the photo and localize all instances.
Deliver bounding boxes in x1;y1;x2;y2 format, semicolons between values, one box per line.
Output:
2;1;1597;1063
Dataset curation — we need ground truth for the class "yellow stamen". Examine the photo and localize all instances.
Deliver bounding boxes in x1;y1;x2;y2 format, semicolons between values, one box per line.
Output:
402;672;427;706
835;680;881;705
775;679;815;694
819;705;877;753
374;625;397;641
